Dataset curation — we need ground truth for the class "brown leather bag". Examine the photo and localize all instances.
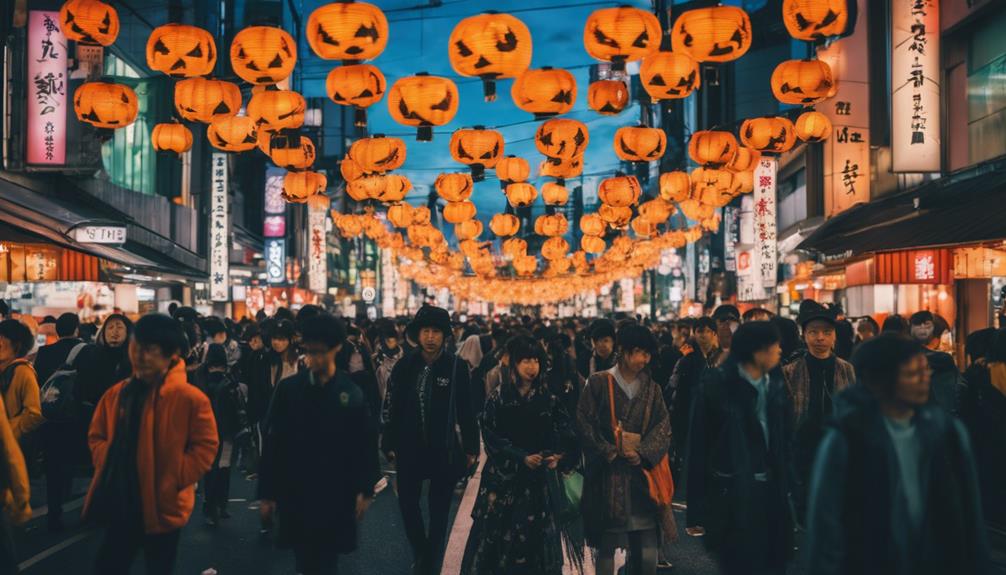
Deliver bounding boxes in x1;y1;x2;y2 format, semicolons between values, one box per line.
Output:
607;374;675;506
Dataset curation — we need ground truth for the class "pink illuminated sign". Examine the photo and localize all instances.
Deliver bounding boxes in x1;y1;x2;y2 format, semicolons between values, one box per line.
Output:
27;11;67;165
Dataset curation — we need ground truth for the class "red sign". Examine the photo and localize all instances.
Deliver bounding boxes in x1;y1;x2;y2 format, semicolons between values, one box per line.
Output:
875;249;952;285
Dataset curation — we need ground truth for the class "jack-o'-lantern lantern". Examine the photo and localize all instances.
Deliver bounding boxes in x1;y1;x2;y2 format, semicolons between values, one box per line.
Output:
152;123;192;155
550;257;573;274
435;172;474;202
387;202;414;228
341;155;365;182
513;254;538;275
505;182;538;208
207;116;258;152
771;59;834;105
534;213;569;237
631;217;660;238
379;174;412;203
230;26;297;85
449;13;533;101
511;67;576;119
678;198;715;221
247;88;306;132
450;127;504;181
583;7;661;70
726;146;760;172
659;171;692;203
535;118;589;161
614;126;666;162
388;73;459;141
782;0;853;41
349;135;407;173
503;237;528;259
795;110;832;142
443;200;477;224
638;198;675;224
455;219;483;241
598;204;633;227
307;1;389;62
146;24;216;78
640;50;700;101
346;174;385;202
174;77;241;123
269;135;316;170
688;130;738;167
412;206;432;226
284;170;327;200
73;82;138;129
598;174;641;207
579;213;606;236
541;182;569;206
490;213;520;237
495;156;530;184
581;234;606;254
540;157;583;183
740;116;796;153
588;80;629;115
60;0;119;46
671;6;752;63
541;237;569;261
326;64;386;128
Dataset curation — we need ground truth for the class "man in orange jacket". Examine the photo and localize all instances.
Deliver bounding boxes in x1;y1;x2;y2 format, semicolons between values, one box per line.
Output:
84;314;218;575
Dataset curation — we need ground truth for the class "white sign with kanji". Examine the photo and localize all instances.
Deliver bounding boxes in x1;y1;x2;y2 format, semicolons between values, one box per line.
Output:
209;153;230;302
753;157;778;288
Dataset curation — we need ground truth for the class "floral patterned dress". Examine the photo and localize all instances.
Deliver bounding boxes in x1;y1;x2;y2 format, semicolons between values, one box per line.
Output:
462;378;580;575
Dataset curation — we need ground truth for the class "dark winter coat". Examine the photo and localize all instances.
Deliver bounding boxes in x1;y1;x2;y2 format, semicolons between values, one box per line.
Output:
963;361;1006;527
199;371;248;441
666;345;724;450
257;369;379;552
804;385;991;575
33;338;82;387
381;349;479;475
686;358;794;557
75;342;132;407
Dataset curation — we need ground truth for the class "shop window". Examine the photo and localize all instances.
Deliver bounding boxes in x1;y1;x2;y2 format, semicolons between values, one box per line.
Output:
968;9;1006;165
100;54;157;196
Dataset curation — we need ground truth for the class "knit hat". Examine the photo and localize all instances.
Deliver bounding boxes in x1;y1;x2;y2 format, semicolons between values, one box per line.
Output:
407;305;452;341
797;300;837;329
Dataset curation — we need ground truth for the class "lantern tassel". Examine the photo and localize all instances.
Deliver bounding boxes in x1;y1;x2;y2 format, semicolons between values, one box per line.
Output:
471;164;485;182
354;108;368;129
483;78;497;102
417;125;433;142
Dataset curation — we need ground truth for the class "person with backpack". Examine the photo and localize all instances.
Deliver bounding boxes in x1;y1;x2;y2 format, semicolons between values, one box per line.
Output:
0;320;44;446
200;344;248;527
33;313;82;386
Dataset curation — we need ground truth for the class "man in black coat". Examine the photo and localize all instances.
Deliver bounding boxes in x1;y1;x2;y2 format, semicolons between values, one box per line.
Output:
33;313;82;384
575;318;617;380
382;305;479;575
686;321;794;575
258;314;379;575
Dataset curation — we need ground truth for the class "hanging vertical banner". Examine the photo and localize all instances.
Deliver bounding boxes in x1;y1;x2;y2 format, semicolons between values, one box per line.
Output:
27;11;67;165
306;194;329;294
817;0;871;216
209;153;230;301
736;194;763;302
264;168;286;285
891;0;940;172
265;239;286;284
723;206;739;272
753;157;778;289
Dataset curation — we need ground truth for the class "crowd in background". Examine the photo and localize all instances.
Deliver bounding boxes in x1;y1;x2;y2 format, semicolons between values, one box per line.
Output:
0;296;1001;574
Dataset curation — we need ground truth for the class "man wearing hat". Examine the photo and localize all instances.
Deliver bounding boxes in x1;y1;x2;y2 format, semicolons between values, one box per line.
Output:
382;305;479;575
576;318;617;379
783;300;855;523
712;304;741;355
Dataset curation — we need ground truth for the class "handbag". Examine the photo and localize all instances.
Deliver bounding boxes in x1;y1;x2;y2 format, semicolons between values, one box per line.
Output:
607;374;675;507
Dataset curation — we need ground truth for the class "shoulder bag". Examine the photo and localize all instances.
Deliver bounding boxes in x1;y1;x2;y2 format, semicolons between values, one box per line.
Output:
607;373;675;506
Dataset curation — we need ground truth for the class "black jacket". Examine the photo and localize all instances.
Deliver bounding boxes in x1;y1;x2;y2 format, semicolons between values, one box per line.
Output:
33;338;82;386
805;385;991;575
75;342;131;407
667;344;723;447
381;349;479;474
257;369;379;552
686;357;794;557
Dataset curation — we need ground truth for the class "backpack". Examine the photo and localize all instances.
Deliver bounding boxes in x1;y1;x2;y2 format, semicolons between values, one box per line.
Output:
39;342;88;422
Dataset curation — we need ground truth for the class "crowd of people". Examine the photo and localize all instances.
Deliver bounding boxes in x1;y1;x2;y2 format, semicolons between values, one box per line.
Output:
0;296;1001;575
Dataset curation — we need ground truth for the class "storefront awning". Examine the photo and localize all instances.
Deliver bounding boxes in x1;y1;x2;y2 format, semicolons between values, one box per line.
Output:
798;157;1006;259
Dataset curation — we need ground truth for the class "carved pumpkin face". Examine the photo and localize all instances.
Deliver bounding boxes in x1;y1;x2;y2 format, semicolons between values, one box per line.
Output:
640;51;700;101
541;237;570;261
326;64;385;108
207;116;258;152
534;214;569;237
269;135;316;170
782;0;852;41
387;74;459;141
688;130;738;167
583;7;661;68
505;182;538;208
540;157;583;180
455;219;484;241
638;198;675;224
174;78;241;123
511;68;576;118
659;171;692;203
691;167;739;206
443;200;477;224
230;26;297;85
795;110;832;142
672;6;752;63
535;119;589;161
588;80;629;115
73;82;138;129
378;174;412;203
247;89;306;133
771;59;834;105
151;123;193;155
450;127;504;180
147;24;216;78
283;171;328;201
598;175;642;207
740;117;796;153
449;13;532;101
347;174;385;202
349;136;407;173
495;156;530;183
435;172;475;203
579;213;606;236
614;126;666;163
490;213;520;237
60;0;119;46
307;1;388;61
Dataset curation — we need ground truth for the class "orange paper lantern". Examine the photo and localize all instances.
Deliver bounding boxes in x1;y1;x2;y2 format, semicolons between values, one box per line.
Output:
230;26;297;85
152;123;193;154
73;82;137;129
449;13;533;101
583;7;661;70
60;0;119;46
536;118;589;161
640;51;700;101
770;59;835;105
146;24;216;78
614;126;666;162
795;110;833;142
307;2;389;61
174;77;241;123
740;116;797;153
671;6;752;63
387;73;459;141
511;67;576;119
450;127;504;180
688;130;738;167
587;80;629;115
326;64;386;128
207;116;258;152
